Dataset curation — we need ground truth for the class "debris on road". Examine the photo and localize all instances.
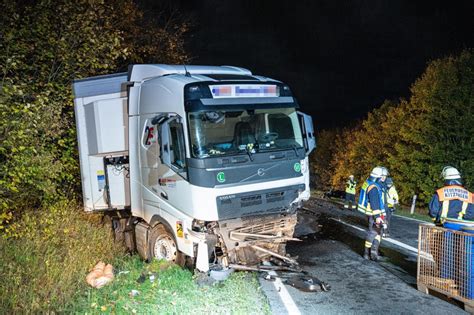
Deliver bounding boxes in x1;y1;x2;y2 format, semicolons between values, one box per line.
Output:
284;275;331;292
129;289;140;297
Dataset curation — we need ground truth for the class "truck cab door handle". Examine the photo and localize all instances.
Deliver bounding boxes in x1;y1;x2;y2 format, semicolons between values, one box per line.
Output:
160;192;168;200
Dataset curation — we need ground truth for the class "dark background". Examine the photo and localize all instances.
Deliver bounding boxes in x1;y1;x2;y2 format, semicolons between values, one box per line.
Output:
139;0;474;129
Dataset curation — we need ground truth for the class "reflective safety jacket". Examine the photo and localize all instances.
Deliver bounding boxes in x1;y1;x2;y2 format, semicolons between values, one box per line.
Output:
346;180;356;195
358;179;385;217
429;185;474;222
387;186;399;208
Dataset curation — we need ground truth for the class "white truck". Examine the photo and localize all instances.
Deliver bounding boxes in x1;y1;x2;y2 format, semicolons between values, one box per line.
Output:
73;64;315;272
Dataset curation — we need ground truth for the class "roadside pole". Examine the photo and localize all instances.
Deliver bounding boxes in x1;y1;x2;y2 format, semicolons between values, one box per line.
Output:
410;195;417;215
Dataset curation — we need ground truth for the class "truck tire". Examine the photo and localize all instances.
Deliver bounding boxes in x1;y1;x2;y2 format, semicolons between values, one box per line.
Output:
148;224;185;266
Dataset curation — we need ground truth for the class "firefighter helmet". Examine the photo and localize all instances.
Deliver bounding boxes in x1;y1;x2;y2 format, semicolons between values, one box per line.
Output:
370;166;385;178
441;166;461;180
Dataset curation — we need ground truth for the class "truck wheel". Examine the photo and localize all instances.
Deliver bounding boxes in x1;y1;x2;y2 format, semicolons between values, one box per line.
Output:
149;224;184;265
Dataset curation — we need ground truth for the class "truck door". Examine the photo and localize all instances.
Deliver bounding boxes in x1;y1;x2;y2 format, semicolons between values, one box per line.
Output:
140;114;187;204
157;116;188;202
139;115;162;204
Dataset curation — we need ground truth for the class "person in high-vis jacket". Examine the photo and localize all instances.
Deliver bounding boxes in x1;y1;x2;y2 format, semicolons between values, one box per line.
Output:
358;166;388;261
429;166;474;224
344;175;357;210
384;177;399;237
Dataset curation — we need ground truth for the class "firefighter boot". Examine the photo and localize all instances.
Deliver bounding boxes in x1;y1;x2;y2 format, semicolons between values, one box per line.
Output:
370;251;380;262
363;248;370;260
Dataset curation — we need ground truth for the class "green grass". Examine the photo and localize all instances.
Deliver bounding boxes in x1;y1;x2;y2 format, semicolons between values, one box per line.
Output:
72;257;271;314
1;201;271;314
0;201;125;313
392;208;433;223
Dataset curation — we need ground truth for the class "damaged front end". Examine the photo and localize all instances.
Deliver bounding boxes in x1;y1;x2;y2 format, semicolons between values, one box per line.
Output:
217;213;299;266
190;212;299;272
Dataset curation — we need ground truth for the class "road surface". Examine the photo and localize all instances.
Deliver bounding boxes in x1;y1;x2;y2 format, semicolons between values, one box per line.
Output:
259;198;466;314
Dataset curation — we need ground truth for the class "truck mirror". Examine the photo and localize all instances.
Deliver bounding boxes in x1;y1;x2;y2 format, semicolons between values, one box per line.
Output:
297;111;316;155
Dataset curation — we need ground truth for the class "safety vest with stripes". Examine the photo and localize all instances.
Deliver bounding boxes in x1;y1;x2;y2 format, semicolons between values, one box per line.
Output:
358;179;385;216
436;185;473;222
387;186;399;207
346;180;356;195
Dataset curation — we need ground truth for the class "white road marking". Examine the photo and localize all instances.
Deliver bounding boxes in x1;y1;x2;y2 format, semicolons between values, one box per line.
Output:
266;270;301;315
329;218;419;254
392;213;432;224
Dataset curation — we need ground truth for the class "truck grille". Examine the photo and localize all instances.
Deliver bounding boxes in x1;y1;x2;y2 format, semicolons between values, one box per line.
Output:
216;184;304;220
241;195;263;207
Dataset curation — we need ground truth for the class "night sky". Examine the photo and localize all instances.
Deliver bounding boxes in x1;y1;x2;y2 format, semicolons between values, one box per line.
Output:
141;0;474;129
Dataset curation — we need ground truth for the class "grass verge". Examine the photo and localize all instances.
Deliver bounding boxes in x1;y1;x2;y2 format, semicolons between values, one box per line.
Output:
392;208;432;223
1;201;271;314
310;191;433;223
0;201;125;313
71;257;271;314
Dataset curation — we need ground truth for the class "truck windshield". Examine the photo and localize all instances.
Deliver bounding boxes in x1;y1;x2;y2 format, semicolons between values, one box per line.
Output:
188;108;303;158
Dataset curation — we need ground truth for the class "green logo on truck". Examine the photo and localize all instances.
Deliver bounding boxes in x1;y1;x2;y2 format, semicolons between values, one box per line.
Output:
217;172;226;183
294;162;301;172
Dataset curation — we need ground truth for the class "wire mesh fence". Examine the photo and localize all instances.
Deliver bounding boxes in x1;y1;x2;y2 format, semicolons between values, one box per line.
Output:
418;224;474;302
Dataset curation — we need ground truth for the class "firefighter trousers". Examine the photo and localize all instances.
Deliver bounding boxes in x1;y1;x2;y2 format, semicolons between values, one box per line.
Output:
364;216;382;254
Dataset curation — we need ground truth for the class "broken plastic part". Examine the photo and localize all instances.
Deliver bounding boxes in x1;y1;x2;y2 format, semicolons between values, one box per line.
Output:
209;267;234;281
284;275;331;292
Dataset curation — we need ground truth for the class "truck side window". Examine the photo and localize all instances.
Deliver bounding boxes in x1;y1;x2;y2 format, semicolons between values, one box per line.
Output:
168;119;186;170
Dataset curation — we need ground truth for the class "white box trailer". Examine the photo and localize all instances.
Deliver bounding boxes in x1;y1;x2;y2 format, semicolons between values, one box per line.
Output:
73;65;315;271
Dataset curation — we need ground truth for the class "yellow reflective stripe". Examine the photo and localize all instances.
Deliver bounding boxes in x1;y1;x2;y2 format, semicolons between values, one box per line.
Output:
358;205;368;214
440;201;449;219
375;235;381;242
372;210;382;215
459;202;469;220
365;241;372;248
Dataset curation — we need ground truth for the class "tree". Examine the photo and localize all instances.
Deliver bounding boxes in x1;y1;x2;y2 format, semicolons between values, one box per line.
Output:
321;50;474;206
391;50;474;203
310;129;339;190
0;0;189;230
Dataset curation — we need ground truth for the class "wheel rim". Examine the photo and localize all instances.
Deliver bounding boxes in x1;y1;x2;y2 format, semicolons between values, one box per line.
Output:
153;235;177;261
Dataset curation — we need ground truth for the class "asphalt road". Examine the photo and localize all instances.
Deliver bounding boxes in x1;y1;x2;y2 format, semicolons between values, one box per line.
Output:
259;198;466;314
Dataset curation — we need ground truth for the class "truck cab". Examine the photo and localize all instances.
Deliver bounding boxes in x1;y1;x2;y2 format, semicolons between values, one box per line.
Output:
73;65;315;271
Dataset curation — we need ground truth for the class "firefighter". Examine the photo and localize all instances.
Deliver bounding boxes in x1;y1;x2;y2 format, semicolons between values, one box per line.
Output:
358;166;388;261
429;166;474;224
383;177;399;237
344;175;357;210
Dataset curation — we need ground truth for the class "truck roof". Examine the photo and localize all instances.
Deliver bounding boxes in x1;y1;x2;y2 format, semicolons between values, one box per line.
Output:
73;64;278;99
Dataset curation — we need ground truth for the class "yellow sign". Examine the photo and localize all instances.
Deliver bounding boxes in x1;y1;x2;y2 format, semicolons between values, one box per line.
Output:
176;221;183;238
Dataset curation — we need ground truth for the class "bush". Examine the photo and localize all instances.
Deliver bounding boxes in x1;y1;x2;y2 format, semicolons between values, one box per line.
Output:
0;201;125;312
0;0;189;228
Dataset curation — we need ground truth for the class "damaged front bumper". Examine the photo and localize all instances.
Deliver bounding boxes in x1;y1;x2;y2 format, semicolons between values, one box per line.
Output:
188;212;299;272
